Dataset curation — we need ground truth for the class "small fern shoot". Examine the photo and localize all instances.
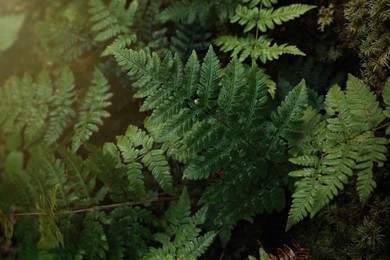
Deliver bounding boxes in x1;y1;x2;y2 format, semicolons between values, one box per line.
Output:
215;1;315;63
144;188;217;260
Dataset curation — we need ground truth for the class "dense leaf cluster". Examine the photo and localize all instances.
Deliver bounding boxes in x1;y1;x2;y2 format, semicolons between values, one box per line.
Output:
0;0;389;259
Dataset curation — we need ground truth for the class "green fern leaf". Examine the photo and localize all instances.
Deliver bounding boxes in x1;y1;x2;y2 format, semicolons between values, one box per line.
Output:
164;188;191;226
286;178;317;231
198;46;221;109
218;57;246;119
289;155;320;167
271;80;308;142
355;134;387;203
158;0;212;26
215;35;305;63
89;0;138;55
142;150;173;193
37;185;64;249
44;68;76;145
232;4;315;33
72;68;112;151
58;147;99;205
76;212;108;259
346;75;384;129
184;231;217;258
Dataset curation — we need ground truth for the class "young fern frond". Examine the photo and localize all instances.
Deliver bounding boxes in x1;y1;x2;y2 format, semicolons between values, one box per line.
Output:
145;189;217;260
72;68;112;151
287;75;389;230
215;1;314;63
232;4;316;33
100;125;173;197
215;35;305;63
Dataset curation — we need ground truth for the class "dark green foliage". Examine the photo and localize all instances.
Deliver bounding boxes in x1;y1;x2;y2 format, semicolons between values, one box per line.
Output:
89;0;138;56
145;189;217;260
170;23;212;61
72;69;113;151
158;0;238;26
2;0;390;259
112;45;310;242
33;1;93;63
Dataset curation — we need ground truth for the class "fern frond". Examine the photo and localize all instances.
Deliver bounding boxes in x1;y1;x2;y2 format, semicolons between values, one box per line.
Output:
44;68;76;146
72;68;112;151
355;134;387;203
287;75;388;229
215;35;305;63
271;80;308;141
232;4;316;33
171;23;212;60
75;212;108;259
158;0;211;25
198;46;221;109
37;185;64;250
146;189;215;259
142;150;173;193
346;75;384;129
164;188;191;226
218;57;246;119
58;147;101;206
0;67;112;150
286;178;317;231
89;0;138;55
182;231;217;259
101;125;173;197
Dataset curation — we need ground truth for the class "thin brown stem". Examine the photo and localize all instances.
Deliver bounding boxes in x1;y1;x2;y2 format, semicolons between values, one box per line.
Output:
10;197;176;217
373;121;390;132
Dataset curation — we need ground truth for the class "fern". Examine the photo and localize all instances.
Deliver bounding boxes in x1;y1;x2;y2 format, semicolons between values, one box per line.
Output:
44;68;76;146
89;0;138;55
145;188;217;260
33;2;93;63
100;125;173;197
215;35;305;63
112;46;309;241
72;68;112;151
37;186;64;250
170;23;212;60
215;1;315;63
0;68;112;149
232;3;316;33
74;212;109;259
287;75;389;230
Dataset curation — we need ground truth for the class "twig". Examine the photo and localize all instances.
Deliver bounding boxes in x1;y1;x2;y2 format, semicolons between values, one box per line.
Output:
9;197;176;217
